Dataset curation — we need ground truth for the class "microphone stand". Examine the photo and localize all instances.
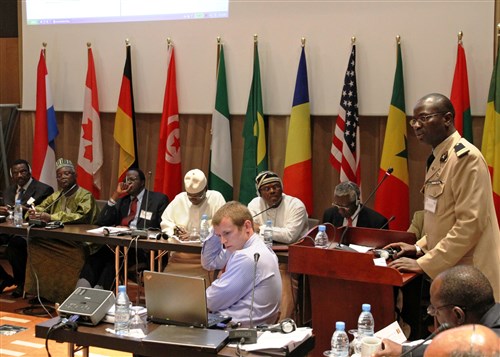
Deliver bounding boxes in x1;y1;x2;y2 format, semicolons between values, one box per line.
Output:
334;167;393;250
228;253;259;344
252;200;280;218
399;323;451;357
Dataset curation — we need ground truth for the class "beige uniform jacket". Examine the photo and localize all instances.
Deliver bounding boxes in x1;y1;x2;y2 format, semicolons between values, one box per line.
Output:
417;131;500;301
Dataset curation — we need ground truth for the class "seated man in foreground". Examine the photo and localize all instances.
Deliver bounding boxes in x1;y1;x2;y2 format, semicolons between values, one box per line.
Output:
201;201;282;327
374;265;500;357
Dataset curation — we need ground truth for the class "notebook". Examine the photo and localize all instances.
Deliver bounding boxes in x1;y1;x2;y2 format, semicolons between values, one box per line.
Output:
143;324;229;353
143;271;232;328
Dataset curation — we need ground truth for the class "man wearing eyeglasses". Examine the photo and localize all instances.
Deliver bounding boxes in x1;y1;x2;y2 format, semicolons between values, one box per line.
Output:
373;265;500;357
385;93;500;302
247;170;308;321
322;181;388;229
160;169;226;281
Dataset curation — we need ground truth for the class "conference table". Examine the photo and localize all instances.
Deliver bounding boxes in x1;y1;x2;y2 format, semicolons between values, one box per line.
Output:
35;317;315;357
0;222;290;294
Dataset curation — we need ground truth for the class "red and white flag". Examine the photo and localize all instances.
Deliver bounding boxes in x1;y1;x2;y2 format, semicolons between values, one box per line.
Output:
32;48;58;190
154;45;182;200
77;47;103;198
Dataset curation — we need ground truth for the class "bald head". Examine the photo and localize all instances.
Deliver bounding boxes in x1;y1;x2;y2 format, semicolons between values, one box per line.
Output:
424;324;499;357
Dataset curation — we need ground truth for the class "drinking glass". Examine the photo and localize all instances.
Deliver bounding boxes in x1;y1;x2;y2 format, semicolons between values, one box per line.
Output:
349;329;362;355
128;306;147;337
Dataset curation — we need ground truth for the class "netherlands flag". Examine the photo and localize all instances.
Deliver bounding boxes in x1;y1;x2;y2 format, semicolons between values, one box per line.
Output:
32;49;58;189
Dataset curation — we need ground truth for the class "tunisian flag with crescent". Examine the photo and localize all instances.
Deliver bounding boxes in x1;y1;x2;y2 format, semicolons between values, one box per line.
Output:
154;45;182;200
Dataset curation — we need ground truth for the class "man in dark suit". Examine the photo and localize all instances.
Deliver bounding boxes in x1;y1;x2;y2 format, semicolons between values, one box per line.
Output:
77;168;169;289
0;159;53;296
322;181;388;229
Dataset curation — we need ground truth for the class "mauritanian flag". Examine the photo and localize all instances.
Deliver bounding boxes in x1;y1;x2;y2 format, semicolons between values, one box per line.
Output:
451;39;473;143
283;46;312;214
154;45;182;200
374;40;409;231
209;43;233;201
113;44;138;181
32;48;58;190
481;41;500;222
77;47;103;198
239;39;267;205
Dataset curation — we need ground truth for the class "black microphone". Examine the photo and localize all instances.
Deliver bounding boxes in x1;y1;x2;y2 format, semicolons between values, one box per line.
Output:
399;323;451;357
334;167;393;250
131;171;152;238
29;183;77;227
379;215;396;230
252;200;281;218
228;252;259;344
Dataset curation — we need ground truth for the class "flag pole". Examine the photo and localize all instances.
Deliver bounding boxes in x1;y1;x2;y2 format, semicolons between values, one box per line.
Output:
254;34;258;44
301;37;306;48
396;35;401;44
351;36;356;45
167;37;172;50
457;31;463;45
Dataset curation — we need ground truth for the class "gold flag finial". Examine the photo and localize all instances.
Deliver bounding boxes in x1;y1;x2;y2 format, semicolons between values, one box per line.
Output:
253;34;258;43
351;36;356;45
458;31;463;44
42;42;47;48
396;35;401;44
125;38;130;46
217;36;221;45
301;37;306;48
167;38;173;48
87;42;91;48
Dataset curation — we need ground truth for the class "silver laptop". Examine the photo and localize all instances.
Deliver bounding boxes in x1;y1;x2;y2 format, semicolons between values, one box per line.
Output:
143;271;231;328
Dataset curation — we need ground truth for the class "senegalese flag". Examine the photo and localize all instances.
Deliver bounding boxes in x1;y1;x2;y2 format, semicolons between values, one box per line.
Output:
374;40;409;231
113;44;138;182
283;46;312;214
451;39;473;143
239;38;267;205
209;43;233;201
481;40;500;222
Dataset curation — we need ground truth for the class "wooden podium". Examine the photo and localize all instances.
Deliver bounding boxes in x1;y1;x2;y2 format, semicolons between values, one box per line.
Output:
288;224;417;356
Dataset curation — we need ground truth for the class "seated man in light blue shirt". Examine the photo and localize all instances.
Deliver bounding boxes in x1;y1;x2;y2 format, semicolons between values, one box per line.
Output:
201;201;282;327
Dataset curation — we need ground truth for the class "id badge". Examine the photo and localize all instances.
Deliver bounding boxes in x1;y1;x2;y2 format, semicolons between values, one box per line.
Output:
140;210;152;220
424;196;437;213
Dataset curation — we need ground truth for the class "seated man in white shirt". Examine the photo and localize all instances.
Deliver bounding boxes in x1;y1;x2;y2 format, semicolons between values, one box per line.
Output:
201;201;282;327
247;171;308;321
160;169;226;281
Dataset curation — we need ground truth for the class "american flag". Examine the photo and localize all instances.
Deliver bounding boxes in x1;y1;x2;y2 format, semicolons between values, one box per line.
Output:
330;45;360;185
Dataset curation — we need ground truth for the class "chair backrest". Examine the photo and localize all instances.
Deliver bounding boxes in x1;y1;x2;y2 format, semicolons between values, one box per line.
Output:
307;217;319;229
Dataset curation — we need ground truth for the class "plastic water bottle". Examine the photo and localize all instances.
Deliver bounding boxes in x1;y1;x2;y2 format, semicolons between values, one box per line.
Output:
14;199;23;227
330;321;349;357
199;214;210;242
354;303;375;354
263;219;273;248
358;303;375;336
114;285;130;335
314;224;328;248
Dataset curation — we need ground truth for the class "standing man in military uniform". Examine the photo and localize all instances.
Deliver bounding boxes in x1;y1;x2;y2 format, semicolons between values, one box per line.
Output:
386;93;500;302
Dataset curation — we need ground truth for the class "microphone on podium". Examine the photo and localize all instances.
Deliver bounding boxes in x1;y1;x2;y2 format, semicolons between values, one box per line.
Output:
252;201;280;218
399;323;451;357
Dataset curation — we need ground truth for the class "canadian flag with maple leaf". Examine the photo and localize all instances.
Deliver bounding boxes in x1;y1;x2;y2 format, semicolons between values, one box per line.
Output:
77;47;103;198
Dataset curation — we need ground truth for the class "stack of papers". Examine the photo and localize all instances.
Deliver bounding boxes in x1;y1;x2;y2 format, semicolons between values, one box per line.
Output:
238;327;313;354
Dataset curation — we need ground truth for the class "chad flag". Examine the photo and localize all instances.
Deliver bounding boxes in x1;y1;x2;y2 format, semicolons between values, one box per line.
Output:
283;46;312;214
374;40;410;231
114;44;138;181
481;40;500;223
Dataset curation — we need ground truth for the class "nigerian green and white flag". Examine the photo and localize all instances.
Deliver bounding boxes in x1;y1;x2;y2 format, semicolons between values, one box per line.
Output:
209;44;233;201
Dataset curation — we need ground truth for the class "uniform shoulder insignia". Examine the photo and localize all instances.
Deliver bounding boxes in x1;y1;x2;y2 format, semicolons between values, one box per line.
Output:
454;142;469;158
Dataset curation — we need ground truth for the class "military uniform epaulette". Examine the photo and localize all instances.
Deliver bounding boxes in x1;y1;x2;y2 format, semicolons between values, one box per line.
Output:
454;142;469;158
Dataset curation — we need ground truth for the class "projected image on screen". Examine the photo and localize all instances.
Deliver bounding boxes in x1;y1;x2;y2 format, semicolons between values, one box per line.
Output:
26;0;229;25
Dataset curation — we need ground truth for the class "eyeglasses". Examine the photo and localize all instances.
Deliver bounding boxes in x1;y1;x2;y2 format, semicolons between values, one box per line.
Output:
409;112;447;126
332;202;354;210
427;303;466;316
260;183;281;193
